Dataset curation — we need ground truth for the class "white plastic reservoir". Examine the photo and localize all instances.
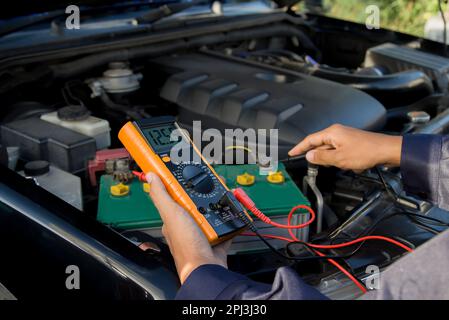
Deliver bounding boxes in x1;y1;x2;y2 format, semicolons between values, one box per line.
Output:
41;110;111;150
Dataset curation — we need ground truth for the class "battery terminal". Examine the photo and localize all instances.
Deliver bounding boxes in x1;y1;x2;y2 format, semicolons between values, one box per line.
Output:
110;183;130;197
236;172;256;186
267;171;285;184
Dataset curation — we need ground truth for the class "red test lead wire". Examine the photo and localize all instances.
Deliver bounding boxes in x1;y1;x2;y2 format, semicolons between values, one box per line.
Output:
234;187;414;294
132;171;147;182
234;187;368;292
240;232;368;293
233;188;316;229
234;187;413;253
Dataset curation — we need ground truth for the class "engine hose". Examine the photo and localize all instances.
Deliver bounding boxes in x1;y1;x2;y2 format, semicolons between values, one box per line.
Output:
100;92;143;120
310;68;434;96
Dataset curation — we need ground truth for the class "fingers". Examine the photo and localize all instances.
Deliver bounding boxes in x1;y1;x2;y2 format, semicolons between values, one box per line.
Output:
146;172;179;220
288;130;333;157
306;149;337;166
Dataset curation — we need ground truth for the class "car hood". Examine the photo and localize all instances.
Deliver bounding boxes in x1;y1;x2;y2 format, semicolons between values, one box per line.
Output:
1;0;173;19
1;0;298;19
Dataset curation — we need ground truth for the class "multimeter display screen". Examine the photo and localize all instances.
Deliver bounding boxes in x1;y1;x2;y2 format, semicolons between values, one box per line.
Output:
142;124;179;153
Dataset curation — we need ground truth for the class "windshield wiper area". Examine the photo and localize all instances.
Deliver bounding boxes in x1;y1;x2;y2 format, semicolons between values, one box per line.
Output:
133;0;211;25
0;11;66;38
0;1;197;38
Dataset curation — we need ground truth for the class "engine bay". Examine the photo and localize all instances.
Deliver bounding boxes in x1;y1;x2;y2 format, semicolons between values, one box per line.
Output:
2;15;449;299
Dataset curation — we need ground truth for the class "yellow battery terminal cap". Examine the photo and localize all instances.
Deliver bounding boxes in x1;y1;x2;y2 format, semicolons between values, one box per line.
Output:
236;172;255;186
267;171;285;184
110;183;130;197
143;182;151;193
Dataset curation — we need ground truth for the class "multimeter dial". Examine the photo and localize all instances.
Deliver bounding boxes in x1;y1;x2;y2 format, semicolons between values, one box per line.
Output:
182;164;214;194
175;162;218;196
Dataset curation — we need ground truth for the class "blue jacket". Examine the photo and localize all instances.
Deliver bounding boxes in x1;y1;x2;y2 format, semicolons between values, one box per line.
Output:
176;134;449;300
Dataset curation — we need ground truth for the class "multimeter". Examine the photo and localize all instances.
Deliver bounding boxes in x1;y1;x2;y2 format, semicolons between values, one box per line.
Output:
118;116;250;245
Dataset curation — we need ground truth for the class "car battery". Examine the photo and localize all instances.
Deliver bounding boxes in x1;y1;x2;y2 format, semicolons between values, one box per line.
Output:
97;163;311;254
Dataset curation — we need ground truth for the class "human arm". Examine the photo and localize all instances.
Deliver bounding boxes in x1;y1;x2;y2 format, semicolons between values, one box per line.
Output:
288;124;402;171
288;124;449;210
146;172;327;300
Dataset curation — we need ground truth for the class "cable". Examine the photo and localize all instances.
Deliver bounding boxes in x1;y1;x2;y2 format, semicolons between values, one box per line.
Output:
286;240;366;262
240;232;368;293
246;230;360;261
132;170;147;182
312;249;367;293
234;187;414;253
241;231;413;294
374;166;398;200
304;235;413;253
234;188;413;294
61;81;86;107
234;188;316;229
281;154;307;163
223;145;258;165
235;209;343;261
241;232;294;243
235;173;435;294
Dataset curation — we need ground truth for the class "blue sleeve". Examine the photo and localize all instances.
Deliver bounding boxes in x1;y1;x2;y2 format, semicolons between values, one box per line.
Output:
361;219;449;300
175;264;328;300
401;134;449;210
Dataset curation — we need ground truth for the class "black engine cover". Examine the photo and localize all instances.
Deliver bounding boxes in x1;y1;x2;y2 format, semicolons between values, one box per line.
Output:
154;53;386;157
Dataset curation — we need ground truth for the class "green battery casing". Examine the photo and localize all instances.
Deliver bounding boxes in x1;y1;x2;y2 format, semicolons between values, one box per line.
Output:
97;163;310;229
214;164;310;216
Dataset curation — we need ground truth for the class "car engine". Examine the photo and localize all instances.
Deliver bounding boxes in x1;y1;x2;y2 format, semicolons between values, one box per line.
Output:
2;17;449;299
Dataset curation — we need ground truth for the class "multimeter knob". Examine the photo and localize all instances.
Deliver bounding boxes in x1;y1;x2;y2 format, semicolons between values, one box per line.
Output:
182;164;214;194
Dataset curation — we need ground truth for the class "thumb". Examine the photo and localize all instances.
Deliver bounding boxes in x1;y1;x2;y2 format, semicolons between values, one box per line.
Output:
306;149;337;166
146;172;179;219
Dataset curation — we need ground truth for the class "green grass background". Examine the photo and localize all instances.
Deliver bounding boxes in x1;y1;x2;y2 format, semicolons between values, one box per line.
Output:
301;0;444;38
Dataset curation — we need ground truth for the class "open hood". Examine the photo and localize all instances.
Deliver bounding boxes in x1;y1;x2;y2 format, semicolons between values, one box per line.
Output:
1;0;167;19
1;0;296;19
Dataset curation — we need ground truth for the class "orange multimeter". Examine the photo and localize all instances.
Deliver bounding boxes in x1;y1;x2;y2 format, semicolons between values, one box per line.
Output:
118;116;250;245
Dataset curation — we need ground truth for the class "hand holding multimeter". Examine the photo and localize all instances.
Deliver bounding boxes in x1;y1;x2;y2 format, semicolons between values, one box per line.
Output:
144;171;231;283
118;116;251;245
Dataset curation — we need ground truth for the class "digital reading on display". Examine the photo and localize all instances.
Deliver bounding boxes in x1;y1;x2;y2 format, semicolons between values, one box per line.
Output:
143;124;180;153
